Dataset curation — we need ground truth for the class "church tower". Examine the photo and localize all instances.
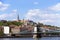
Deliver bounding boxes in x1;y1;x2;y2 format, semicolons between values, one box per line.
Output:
17;13;19;21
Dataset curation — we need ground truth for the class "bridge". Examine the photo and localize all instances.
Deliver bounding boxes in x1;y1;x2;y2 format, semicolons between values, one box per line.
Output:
4;25;60;37
11;25;60;37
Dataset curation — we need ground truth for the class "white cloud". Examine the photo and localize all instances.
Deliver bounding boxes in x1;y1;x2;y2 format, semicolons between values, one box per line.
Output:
25;9;40;19
25;9;60;24
12;9;17;13
12;19;17;21
0;9;17;20
33;2;39;5
0;2;9;11
25;3;60;26
0;14;8;19
26;9;59;18
39;20;54;23
48;3;60;11
40;13;60;19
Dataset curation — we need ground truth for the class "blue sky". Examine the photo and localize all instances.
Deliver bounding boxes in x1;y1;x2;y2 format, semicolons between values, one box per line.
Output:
0;0;60;27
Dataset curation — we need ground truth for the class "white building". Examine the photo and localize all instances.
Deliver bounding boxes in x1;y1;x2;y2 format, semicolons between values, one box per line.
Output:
3;26;10;34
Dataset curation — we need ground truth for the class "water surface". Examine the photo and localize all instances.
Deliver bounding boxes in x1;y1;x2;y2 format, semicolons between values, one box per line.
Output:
0;37;60;40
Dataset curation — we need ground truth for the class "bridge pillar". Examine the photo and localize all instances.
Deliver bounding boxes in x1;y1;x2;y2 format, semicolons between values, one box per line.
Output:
33;27;37;38
33;24;41;38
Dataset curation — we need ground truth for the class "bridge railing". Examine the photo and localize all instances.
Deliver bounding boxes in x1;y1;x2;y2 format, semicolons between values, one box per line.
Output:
11;32;60;34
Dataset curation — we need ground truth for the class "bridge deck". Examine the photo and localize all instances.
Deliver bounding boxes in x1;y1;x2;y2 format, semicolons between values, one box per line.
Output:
12;32;60;34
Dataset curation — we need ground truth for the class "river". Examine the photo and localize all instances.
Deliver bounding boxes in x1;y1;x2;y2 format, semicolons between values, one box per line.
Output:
0;37;60;40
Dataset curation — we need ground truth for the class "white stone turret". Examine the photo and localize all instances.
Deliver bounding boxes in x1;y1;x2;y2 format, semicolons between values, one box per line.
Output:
34;27;37;33
33;24;37;38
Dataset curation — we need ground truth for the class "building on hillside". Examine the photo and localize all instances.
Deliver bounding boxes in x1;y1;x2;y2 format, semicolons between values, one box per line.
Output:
11;26;20;34
20;26;33;32
20;19;28;25
40;27;50;32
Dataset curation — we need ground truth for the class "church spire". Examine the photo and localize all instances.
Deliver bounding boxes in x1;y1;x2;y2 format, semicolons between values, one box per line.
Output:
17;13;19;21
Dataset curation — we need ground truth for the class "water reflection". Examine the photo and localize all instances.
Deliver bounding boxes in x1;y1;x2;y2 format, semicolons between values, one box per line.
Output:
0;38;34;40
34;38;39;40
0;38;10;40
0;37;60;40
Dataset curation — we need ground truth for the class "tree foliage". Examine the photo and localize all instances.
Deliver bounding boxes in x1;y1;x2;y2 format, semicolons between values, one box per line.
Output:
0;21;23;26
0;22;3;26
0;31;3;36
37;22;44;27
12;21;23;26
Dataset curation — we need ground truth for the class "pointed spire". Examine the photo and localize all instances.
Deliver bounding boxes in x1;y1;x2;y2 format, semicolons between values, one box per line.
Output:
17;13;19;21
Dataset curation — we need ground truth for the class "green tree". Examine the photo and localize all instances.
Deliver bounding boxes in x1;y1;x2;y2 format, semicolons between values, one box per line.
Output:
0;22;3;26
0;31;3;36
7;21;13;26
37;22;44;27
12;21;23;26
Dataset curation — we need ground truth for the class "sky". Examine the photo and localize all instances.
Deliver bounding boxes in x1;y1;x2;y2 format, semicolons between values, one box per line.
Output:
0;0;60;27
